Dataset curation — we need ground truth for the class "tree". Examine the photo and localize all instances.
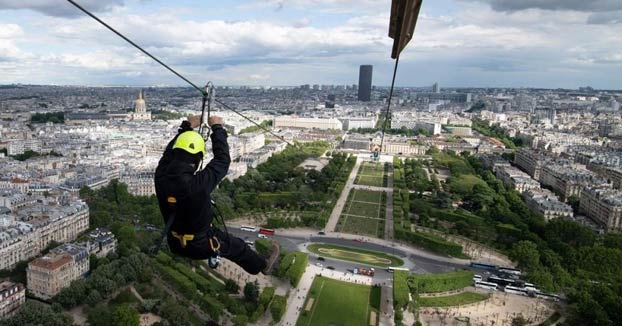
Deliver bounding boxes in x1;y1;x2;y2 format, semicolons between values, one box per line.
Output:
1;301;73;326
112;305;140;326
244;281;259;303
510;240;541;269
87;304;113;326
511;315;527;326
85;289;103;307
225;279;240;293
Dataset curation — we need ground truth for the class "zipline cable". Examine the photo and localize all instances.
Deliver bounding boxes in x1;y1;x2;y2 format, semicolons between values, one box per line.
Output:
66;0;294;147
379;54;400;155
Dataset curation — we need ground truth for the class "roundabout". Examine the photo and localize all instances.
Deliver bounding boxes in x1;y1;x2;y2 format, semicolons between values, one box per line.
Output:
307;243;405;268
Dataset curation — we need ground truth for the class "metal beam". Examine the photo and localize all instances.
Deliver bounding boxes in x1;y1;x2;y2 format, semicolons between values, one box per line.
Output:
389;0;423;59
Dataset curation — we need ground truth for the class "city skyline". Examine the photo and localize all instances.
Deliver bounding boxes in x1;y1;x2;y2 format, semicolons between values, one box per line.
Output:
0;0;620;89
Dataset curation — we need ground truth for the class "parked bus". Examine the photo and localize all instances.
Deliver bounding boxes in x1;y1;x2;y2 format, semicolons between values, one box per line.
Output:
474;281;498;291
240;225;257;232
535;292;561;302
386;267;409;273
259;228;275;236
504;286;529;296
488;276;522;288
498;267;522;277
470;262;497;271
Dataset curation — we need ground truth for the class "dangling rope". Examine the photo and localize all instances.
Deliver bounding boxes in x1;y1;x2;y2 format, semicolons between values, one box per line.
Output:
378;54;400;155
65;0;293;147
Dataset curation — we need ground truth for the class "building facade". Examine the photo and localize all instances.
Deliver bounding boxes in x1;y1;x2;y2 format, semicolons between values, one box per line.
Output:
523;189;573;221
0;280;25;318
580;186;622;232
27;244;89;300
273;117;343;130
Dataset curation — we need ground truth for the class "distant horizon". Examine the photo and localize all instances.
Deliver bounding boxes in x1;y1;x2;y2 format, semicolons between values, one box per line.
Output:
0;1;620;89
1;83;620;92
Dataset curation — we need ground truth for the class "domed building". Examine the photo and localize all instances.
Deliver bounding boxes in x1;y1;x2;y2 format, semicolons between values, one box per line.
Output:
131;90;151;121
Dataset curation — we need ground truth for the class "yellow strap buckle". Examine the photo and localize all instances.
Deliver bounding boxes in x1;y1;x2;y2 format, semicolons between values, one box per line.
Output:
171;231;194;248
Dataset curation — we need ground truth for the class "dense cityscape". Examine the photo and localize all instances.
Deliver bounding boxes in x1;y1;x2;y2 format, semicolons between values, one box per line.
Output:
0;76;621;326
1;0;622;325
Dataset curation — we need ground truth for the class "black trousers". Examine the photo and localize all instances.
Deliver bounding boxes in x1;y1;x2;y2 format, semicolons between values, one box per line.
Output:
167;227;267;275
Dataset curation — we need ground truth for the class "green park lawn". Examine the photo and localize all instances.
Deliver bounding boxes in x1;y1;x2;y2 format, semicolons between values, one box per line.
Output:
297;276;379;326
355;162;386;187
352;189;383;204
307;243;404;267
340;214;382;237
346;201;382;218
338;189;385;237
418;292;489;307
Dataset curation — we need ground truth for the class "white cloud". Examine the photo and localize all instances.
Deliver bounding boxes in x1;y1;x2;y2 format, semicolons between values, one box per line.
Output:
0;0;124;17
0;0;620;88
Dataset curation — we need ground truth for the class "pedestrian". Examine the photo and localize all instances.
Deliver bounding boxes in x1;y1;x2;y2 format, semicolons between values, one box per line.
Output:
155;115;279;275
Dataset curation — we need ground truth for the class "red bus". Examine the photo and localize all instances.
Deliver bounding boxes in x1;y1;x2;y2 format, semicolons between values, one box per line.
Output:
259;228;275;236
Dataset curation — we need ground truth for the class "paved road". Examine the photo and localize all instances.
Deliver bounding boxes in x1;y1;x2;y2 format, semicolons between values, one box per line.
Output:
325;156;362;232
379;285;395;326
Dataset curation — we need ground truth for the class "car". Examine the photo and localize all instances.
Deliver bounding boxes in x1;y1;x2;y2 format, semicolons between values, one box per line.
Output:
318;231;326;235
326;266;335;270
316;263;323;268
317;257;326;261
257;234;268;239
244;240;254;246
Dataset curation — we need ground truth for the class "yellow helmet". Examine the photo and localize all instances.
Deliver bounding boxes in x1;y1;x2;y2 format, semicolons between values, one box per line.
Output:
173;131;206;156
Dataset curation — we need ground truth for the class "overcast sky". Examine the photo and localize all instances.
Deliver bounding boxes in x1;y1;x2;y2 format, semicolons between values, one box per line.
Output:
0;0;620;88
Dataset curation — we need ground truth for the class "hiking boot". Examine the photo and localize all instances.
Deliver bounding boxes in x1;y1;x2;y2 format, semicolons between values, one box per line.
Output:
261;241;280;275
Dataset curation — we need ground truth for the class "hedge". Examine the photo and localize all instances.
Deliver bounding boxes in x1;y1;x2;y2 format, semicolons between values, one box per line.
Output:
154;262;197;301
408;270;474;293
393;270;410;310
285;252;308;287
270;295;287;322
255;239;272;256
174;263;215;295
277;252;308;287
395;229;466;258
259;287;275;306
196;294;224;321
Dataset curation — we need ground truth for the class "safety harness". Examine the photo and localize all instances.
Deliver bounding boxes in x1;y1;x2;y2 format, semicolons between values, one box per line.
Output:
151;196;223;269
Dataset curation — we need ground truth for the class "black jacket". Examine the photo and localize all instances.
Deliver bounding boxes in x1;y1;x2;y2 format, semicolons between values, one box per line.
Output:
154;122;231;236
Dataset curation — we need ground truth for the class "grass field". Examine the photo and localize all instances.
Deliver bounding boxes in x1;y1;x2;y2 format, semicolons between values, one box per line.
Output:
355;162;387;187
418;292;489;307
342;215;381;237
307;243;404;267
408;270;474;293
297;276;379;326
353;189;383;204
338;189;386;237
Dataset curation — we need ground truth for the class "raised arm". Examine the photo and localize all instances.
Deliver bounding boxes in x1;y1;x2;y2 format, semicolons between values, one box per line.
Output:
194;116;231;194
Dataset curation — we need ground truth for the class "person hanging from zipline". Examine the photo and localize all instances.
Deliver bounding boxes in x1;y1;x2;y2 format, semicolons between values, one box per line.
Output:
155;114;280;275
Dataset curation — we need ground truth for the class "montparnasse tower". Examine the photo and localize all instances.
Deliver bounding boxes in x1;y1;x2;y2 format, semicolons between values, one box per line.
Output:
131;90;151;121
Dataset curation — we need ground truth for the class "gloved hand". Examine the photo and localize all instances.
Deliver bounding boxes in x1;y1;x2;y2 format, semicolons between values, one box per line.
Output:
187;115;201;129
208;116;224;127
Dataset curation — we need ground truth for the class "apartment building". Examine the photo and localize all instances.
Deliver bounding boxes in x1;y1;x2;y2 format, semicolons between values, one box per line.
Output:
0;280;25;317
580;186;622;232
523;189;573;221
27;244;89;300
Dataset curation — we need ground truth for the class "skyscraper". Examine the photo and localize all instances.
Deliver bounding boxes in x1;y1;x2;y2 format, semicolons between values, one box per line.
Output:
358;65;373;102
432;82;440;93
